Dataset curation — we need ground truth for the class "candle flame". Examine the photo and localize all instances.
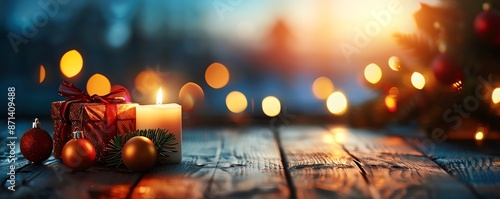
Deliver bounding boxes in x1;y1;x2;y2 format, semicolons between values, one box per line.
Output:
156;88;162;105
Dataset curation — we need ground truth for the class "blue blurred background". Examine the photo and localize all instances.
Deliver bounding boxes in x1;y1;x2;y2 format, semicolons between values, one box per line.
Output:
0;0;436;119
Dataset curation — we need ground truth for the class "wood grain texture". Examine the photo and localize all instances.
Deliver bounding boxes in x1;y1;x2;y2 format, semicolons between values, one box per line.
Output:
327;127;422;156
129;128;222;199
409;139;500;199
0;120;143;199
334;125;477;199
279;126;372;199
2;122;498;199
351;153;476;198
0;157;142;199
130;127;289;199
281;125;470;199
0;121;38;185
210;128;289;198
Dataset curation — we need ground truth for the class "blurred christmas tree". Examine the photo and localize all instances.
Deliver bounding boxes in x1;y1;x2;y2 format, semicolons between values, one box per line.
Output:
350;1;500;138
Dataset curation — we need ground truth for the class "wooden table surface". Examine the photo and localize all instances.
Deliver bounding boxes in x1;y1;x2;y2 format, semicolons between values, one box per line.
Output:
1;123;499;199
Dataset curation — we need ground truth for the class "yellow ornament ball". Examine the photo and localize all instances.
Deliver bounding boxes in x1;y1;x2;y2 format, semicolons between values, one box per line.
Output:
122;136;157;172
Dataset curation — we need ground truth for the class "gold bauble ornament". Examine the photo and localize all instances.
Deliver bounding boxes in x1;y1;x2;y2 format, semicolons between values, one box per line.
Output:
62;131;96;171
122;136;157;172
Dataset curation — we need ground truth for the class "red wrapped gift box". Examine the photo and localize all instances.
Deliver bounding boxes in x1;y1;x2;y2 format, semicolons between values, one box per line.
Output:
51;81;136;163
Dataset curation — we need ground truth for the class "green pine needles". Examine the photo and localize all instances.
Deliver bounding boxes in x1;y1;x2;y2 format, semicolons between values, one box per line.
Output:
105;129;177;168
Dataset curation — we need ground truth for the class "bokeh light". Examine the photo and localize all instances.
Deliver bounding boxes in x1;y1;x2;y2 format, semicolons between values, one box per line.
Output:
60;50;83;78
388;56;401;71
364;63;382;84
39;65;46;84
205;62;230;89
330;127;348;144
388;87;399;97
179;82;205;112
262;96;281;117
492;88;500;104
226;91;247;113
452;81;463;92
322;134;335;144
411;72;425;90
474;125;488;143
312;76;334;100
87;73;111;96
326;91;348;115
385;95;397;112
111;85;132;102
474;131;484;140
135;70;162;93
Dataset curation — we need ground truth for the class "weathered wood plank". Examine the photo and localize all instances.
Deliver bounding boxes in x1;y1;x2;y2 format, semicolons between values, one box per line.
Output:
0;127;220;199
0;121;36;186
0;157;142;199
351;153;476;198
279;126;372;199
330;127;422;156
327;125;475;198
0;154;30;187
409;139;500;199
209;127;288;198
130;127;289;199
129;128;222;199
0;120;143;199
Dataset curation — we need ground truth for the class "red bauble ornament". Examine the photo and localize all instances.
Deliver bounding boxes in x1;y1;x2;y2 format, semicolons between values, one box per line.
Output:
20;118;53;163
474;4;500;45
122;136;157;172
431;53;464;85
62;131;96;171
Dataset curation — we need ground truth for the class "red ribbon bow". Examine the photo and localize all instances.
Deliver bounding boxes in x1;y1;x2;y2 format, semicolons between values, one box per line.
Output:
54;81;132;159
58;81;130;118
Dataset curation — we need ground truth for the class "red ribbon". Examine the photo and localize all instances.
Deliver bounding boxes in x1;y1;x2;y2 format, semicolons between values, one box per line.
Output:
55;81;131;158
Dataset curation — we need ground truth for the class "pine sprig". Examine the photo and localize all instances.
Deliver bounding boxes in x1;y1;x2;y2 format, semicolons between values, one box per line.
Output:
105;129;178;168
393;32;436;64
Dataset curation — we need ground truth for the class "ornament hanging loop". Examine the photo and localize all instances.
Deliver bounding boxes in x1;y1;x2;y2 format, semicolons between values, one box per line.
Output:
32;118;41;128
73;130;84;139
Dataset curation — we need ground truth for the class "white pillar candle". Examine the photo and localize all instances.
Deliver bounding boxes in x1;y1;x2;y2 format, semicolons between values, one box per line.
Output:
136;88;182;164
